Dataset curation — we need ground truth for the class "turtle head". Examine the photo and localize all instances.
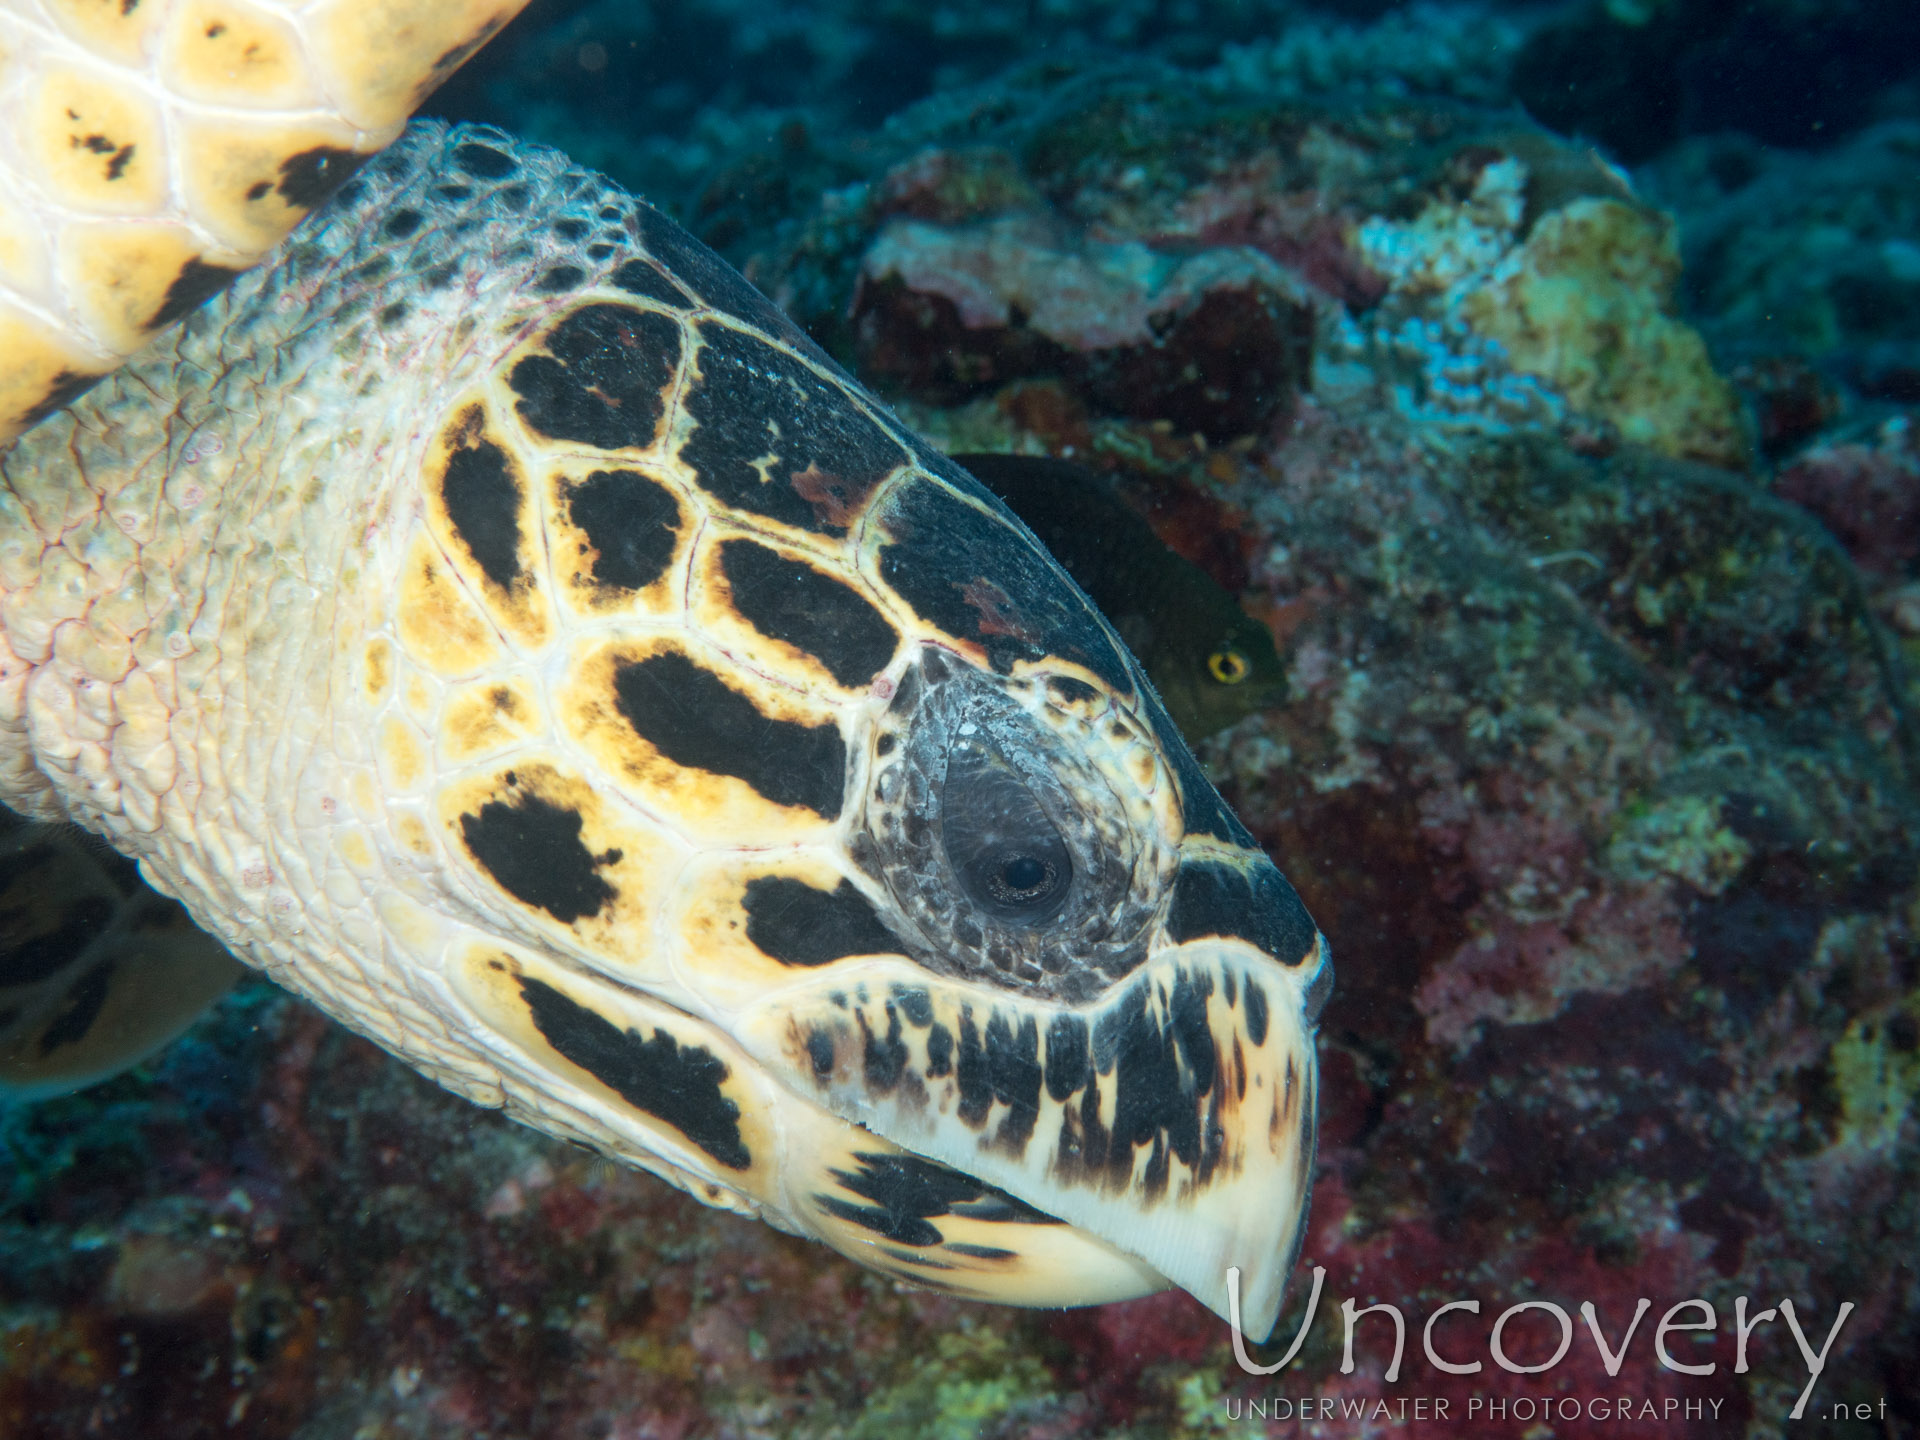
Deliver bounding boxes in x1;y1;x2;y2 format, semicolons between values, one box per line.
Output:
649;450;1327;1340
373;194;1329;1335
726;628;1330;1340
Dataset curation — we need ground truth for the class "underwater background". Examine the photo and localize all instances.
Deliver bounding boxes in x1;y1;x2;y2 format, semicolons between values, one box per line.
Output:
4;0;1919;1434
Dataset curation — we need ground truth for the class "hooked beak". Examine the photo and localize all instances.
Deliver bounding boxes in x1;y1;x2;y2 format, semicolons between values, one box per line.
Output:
737;926;1330;1339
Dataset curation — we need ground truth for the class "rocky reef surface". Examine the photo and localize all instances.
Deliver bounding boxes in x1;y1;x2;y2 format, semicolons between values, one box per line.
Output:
6;5;1920;1439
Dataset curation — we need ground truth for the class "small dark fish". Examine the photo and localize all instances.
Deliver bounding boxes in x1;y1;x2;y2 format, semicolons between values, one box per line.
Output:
954;453;1287;740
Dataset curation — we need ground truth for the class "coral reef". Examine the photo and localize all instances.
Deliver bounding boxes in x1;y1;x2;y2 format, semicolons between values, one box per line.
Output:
715;62;1744;466
1647;122;1920;407
8;16;1920;1440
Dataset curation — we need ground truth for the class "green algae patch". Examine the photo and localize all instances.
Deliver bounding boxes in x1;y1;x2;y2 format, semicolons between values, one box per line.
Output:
846;1323;1057;1440
1829;996;1920;1151
1458;199;1747;468
1606;793;1752;895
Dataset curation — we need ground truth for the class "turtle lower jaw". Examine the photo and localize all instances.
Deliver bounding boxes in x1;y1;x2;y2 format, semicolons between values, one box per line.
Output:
737;933;1328;1340
765;1098;1175;1310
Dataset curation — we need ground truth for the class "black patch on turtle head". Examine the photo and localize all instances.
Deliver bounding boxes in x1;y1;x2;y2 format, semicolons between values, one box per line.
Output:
680;320;909;534
437;407;525;593
816;1151;1055;1248
1048;676;1099;708
534;264;587;295
459;792;615;923
1244;980;1269;1047
518;976;749;1169
718;541;899;688
384;208;424;240
876;480;1134;696
1166;859;1319;969
955;1008;989;1125
984;1011;1043;1150
612;259;694;309
631;204;829;360
452;141;517;180
37;961;113;1055
926;1022;954;1076
147;257;246;332
1074;966;1226;1192
861;1003;909;1093
742;876;900;966
509;304;682;451
564;469;681;592
1044;1013;1091;1103
612;651;845;818
894;986;934;1027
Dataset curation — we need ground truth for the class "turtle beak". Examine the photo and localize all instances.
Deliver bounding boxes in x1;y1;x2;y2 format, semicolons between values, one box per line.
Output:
735;924;1330;1340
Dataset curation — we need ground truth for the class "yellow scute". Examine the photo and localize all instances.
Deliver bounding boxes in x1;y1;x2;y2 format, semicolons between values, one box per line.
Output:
0;194;50;295
362;637;392;702
438;761;682;985
421;399;551;649
397;814;433;855
303;0;524;131
176;118;365;253
161;0;317;106
560;637;843;846
396;532;500;675
0;306;110;445
447;940;780;1200
441;676;543;763
378;715;427;791
25;65;168;213
41;0;167;68
58;223;216;355
675;853;898;1012
336;831;374;870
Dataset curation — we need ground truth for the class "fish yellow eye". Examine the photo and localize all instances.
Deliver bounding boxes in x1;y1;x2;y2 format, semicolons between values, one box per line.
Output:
1207;648;1250;685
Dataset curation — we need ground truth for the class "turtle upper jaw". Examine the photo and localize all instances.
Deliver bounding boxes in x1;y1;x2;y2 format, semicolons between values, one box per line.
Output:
734;931;1328;1341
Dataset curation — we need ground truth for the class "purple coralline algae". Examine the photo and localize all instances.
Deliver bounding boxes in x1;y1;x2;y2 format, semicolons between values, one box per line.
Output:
7;35;1920;1440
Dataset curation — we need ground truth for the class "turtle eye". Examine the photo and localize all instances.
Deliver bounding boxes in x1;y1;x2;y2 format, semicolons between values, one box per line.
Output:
940;737;1073;923
1207;646;1251;685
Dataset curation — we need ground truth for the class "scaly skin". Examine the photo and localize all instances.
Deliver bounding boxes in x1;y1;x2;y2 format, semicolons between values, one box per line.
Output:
0;123;1333;1335
0;128;562;1083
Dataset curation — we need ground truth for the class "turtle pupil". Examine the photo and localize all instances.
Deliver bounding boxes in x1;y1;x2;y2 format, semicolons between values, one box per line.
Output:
1003;855;1046;891
983;851;1059;907
940;738;1074;924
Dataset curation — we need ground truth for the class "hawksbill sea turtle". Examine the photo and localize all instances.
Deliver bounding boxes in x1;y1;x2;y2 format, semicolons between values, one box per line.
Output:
0;0;1332;1340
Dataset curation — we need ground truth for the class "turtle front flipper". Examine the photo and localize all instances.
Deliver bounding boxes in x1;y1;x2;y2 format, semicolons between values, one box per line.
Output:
0;809;241;1099
0;0;528;443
